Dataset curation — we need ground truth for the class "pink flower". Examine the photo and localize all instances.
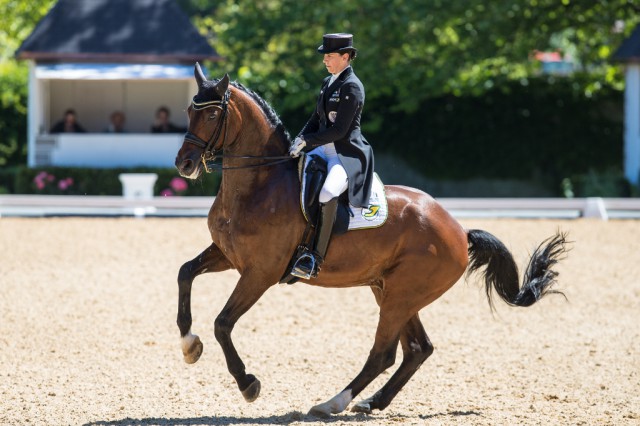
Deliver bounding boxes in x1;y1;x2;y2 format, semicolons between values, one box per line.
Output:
46;173;55;182
58;178;73;191
160;189;174;197
34;172;48;190
169;177;188;193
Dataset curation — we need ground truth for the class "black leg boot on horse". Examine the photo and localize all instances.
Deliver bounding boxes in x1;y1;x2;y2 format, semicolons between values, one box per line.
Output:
291;196;339;279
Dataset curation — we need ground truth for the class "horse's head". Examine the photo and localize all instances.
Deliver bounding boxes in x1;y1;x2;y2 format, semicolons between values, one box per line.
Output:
175;63;230;179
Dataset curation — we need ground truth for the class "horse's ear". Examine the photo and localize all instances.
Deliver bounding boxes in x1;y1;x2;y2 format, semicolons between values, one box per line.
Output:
194;62;206;86
215;73;230;97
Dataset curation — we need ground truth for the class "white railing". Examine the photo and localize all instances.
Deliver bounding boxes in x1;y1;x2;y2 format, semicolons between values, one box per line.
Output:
1;195;640;219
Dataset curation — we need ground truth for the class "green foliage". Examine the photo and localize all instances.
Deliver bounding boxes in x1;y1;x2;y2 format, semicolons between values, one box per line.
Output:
10;167;221;196
0;61;28;167
0;0;56;167
0;0;56;60
0;0;637;192
370;76;623;186
565;169;633;198
195;0;639;120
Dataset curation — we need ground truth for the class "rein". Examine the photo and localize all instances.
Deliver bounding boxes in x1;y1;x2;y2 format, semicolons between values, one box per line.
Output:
183;90;293;172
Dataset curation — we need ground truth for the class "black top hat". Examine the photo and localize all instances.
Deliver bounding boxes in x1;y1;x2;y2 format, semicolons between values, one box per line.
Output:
317;33;358;57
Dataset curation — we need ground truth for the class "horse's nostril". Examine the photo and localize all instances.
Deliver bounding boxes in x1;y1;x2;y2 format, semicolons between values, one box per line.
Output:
182;159;194;172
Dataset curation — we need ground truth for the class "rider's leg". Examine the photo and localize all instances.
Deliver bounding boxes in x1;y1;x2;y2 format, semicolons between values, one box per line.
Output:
292;163;347;278
314;161;348;260
318;161;348;204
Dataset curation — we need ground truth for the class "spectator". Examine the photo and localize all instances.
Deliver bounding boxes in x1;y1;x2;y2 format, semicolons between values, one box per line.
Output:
50;109;87;133
151;106;186;133
105;110;127;133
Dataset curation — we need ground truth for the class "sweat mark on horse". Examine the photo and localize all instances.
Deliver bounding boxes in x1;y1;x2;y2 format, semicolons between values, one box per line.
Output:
173;63;568;418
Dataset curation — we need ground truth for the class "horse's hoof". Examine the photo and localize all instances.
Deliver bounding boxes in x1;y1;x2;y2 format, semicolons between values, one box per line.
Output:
351;400;373;414
241;377;261;402
182;335;203;364
308;389;353;418
307;405;332;419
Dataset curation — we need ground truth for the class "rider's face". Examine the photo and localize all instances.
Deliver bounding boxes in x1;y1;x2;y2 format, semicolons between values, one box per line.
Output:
323;53;350;75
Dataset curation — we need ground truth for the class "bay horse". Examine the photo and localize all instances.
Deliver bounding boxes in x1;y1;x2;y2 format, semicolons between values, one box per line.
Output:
174;63;567;418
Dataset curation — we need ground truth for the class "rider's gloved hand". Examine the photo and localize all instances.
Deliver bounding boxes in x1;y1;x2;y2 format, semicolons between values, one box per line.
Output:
289;136;306;158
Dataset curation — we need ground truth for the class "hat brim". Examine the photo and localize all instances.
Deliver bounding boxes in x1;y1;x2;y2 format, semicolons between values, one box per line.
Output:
317;45;358;55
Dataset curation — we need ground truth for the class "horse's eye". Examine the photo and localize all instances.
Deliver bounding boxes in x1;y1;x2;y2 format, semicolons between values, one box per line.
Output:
208;112;218;120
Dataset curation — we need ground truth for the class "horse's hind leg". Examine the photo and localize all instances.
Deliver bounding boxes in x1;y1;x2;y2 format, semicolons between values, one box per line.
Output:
177;243;232;364
351;314;433;414
308;292;409;418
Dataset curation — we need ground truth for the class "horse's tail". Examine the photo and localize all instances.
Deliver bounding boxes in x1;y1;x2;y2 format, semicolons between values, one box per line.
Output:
466;229;568;309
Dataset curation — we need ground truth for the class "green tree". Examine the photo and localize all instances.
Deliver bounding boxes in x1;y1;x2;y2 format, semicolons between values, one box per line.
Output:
0;0;55;167
192;0;638;122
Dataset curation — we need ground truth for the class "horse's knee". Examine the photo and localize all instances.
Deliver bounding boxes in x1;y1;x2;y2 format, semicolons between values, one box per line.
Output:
178;261;193;285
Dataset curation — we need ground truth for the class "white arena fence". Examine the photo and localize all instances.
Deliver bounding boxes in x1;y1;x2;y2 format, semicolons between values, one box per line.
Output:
1;195;640;219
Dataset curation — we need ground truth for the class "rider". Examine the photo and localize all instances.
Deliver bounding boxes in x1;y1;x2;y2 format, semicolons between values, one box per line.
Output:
289;33;374;279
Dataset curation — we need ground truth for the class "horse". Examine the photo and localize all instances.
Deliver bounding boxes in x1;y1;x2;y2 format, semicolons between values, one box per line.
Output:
174;63;567;418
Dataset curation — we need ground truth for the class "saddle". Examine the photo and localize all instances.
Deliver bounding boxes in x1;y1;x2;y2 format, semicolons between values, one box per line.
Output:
279;154;388;284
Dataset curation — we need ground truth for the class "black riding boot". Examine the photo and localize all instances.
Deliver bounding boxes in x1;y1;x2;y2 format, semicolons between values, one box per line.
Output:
291;197;339;279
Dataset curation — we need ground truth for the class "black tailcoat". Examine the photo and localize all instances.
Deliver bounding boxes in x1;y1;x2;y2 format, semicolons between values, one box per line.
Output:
299;67;374;208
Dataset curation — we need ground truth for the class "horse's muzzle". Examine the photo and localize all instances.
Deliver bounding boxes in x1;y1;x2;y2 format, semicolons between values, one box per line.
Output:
175;154;201;179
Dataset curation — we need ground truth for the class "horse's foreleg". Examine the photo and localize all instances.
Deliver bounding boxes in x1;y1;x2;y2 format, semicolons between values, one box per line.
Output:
214;272;272;403
351;314;433;414
177;243;232;364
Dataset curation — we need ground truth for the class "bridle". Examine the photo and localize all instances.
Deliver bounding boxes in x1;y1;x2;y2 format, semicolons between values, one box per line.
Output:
183;90;293;172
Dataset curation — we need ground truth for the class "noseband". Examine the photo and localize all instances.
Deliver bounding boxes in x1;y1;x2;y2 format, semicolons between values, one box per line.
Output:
183;90;292;172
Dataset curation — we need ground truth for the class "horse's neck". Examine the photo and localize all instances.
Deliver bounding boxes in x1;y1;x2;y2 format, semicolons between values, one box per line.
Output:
218;103;294;208
218;156;296;217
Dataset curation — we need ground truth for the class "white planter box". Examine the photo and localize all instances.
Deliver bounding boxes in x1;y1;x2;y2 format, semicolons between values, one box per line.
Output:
118;173;158;199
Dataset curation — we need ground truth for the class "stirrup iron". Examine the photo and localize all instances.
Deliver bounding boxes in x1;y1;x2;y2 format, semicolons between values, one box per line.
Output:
290;251;317;279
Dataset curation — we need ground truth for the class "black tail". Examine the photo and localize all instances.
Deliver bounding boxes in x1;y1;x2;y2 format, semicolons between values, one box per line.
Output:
466;229;568;309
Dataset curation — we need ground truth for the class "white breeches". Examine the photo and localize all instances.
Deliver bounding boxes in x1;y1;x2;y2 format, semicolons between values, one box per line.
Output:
308;143;348;203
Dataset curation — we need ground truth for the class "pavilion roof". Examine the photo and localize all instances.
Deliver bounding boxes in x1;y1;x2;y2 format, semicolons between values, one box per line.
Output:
16;0;219;63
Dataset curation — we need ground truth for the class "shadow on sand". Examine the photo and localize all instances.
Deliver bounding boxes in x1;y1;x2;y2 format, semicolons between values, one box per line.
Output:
83;409;481;425
83;411;363;426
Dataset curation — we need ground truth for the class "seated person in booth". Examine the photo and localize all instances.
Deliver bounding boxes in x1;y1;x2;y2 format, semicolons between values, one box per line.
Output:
151;106;186;133
105;110;127;133
50;109;87;133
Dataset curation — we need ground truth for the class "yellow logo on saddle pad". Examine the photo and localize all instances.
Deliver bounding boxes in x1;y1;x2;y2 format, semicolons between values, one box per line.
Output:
362;205;380;220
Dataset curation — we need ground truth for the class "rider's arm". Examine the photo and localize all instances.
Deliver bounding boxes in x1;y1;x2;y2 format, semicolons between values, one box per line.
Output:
302;82;362;150
298;111;320;138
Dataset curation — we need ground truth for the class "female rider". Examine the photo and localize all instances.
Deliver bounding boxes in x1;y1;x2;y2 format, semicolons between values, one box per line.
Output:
289;33;374;279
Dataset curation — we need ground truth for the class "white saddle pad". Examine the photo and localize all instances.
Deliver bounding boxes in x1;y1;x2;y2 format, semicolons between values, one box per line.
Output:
300;155;388;231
